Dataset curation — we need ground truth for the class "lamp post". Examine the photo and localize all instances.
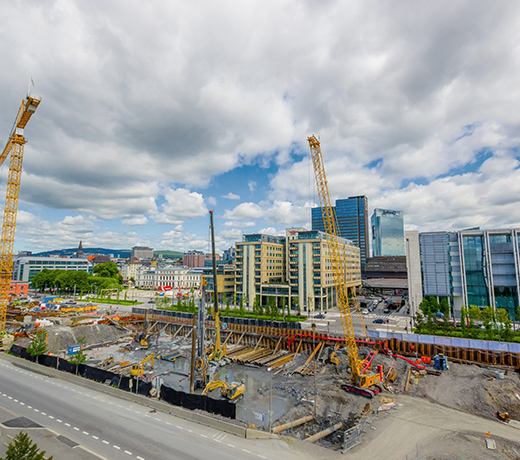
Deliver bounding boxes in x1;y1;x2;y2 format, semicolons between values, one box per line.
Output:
311;322;317;421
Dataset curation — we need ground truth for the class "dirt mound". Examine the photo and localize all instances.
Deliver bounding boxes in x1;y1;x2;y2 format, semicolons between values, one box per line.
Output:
45;324;127;353
407;362;520;420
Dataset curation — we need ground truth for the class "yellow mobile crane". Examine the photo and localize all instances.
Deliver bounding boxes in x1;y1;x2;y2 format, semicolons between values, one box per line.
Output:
308;135;382;398
0;92;41;333
130;353;155;376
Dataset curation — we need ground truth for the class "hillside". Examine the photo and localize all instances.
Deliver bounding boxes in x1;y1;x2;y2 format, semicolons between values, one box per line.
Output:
31;248;183;258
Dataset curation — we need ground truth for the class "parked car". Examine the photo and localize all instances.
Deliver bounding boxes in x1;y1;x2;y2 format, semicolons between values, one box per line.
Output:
314;313;325;319
383;308;390;314
361;309;369;315
373;318;387;324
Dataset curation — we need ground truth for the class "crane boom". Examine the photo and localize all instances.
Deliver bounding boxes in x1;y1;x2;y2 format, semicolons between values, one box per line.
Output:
307;135;382;396
0;93;41;332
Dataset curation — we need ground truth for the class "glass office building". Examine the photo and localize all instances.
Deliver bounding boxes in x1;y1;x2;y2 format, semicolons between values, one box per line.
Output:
371;208;405;256
312;195;369;276
417;228;520;319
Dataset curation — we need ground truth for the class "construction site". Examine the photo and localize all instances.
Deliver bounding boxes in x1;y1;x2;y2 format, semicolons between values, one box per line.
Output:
1;96;520;459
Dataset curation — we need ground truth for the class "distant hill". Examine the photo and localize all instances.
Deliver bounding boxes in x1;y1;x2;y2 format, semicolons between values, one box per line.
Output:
31;248;183;259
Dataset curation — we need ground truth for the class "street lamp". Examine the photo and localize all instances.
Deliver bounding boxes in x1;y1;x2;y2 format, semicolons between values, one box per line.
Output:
311;322;317;421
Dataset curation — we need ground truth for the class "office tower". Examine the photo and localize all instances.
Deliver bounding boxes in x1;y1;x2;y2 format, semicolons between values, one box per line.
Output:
312;195;369;276
371;208;405;257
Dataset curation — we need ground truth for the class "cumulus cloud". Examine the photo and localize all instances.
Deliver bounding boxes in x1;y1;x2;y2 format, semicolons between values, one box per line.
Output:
223;202;264;221
154;188;208;224
222;192;240;200
1;1;520;252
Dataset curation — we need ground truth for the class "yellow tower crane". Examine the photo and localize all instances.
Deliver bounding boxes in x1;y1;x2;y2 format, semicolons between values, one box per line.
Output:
0;93;41;332
307;134;382;398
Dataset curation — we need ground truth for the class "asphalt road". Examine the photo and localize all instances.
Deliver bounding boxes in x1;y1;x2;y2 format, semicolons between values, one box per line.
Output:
0;359;334;460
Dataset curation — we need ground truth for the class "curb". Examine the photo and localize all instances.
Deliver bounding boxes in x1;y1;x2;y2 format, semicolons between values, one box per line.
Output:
0;352;272;439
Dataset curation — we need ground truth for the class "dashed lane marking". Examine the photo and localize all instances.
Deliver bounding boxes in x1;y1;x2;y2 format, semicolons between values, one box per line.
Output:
124;450;132;455
102;440;110;445
113;445;121;450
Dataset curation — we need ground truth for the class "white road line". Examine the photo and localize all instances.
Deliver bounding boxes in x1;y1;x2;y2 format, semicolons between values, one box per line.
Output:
73;427;80;431
8;396;12;399
227;444;235;448
20;402;25;405
92;435;99;440
49;415;54;419
83;431;89;435
124;450;132;455
165;422;171;426
242;449;251;453
176;425;183;430
137;456;145;460
13;399;18;402
154;417;160;421
188;429;193;433
28;406;32;409
34;408;39;412
57;419;62;423
65;423;71;427
257;455;267;459
41;412;47;416
102;440;110;445
200;434;208;438
113;445;121;450
214;439;222;443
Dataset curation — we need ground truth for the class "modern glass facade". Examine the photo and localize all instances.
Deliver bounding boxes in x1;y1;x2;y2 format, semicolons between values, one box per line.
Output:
418;228;520;319
371;208;405;256
312;195;368;276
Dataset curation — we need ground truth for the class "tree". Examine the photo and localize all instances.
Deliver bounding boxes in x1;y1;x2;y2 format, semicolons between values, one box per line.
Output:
93;262;120;279
439;298;450;316
27;329;48;359
468;305;482;321
1;431;52;460
418;298;432;316
460;306;468;329
69;337;87;374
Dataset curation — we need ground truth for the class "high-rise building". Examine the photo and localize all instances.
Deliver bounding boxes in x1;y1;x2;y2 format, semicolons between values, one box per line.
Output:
312;195;369;276
405;231;423;318
234;229;361;312
371;208;405;256
415;228;520;320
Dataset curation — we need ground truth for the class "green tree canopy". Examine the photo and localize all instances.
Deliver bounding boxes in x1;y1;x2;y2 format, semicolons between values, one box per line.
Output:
27;329;48;357
1;431;52;460
93;262;120;279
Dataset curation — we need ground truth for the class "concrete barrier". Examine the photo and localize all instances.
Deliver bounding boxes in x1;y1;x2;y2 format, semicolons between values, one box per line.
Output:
0;353;246;438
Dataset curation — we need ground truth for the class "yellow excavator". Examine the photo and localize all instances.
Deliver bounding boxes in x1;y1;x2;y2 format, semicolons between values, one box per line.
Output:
202;379;245;400
130;353;155;376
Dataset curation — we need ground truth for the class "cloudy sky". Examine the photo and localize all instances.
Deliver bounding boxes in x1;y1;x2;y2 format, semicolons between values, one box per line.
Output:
1;0;520;255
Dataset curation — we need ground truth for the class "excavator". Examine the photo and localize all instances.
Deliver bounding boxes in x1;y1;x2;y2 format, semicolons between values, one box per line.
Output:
130;353;155;376
202;378;245;400
134;310;151;349
308;135;383;398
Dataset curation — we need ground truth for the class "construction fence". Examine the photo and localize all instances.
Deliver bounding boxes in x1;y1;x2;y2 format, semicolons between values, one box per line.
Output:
9;344;236;420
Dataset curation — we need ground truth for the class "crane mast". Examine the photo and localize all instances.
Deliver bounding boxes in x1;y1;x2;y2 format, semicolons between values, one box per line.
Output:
0;93;41;332
307;135;382;396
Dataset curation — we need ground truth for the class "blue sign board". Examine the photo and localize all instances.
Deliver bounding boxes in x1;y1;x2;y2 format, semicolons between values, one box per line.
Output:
68;345;81;355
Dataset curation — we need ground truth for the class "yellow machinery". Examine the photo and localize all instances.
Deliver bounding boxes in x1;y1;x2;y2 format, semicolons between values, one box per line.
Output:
207;211;226;361
202;379;245;400
130;353;155;376
0;92;41;332
135;310;151;348
308;135;382;398
100;356;115;368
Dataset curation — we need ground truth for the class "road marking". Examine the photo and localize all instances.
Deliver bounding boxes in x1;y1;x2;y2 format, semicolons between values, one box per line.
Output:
102;440;109;445
41;412;47;416
113;445;121;450
73;427;80;431
242;449;251;453
48;415;54;419
214;439;222;443
28;406;32;409
257;455;266;459
154;417;161;421
65;423;71;427
34;409;39;412
13;399;18;402
83;431;89;435
124;450;132;455
20;402;25;405
200;434;208;438
92;435;99;440
137;456;145;460
176;425;183;430
188;429;193;433
165;422;172;425
57;419;62;423
8;396;12;399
